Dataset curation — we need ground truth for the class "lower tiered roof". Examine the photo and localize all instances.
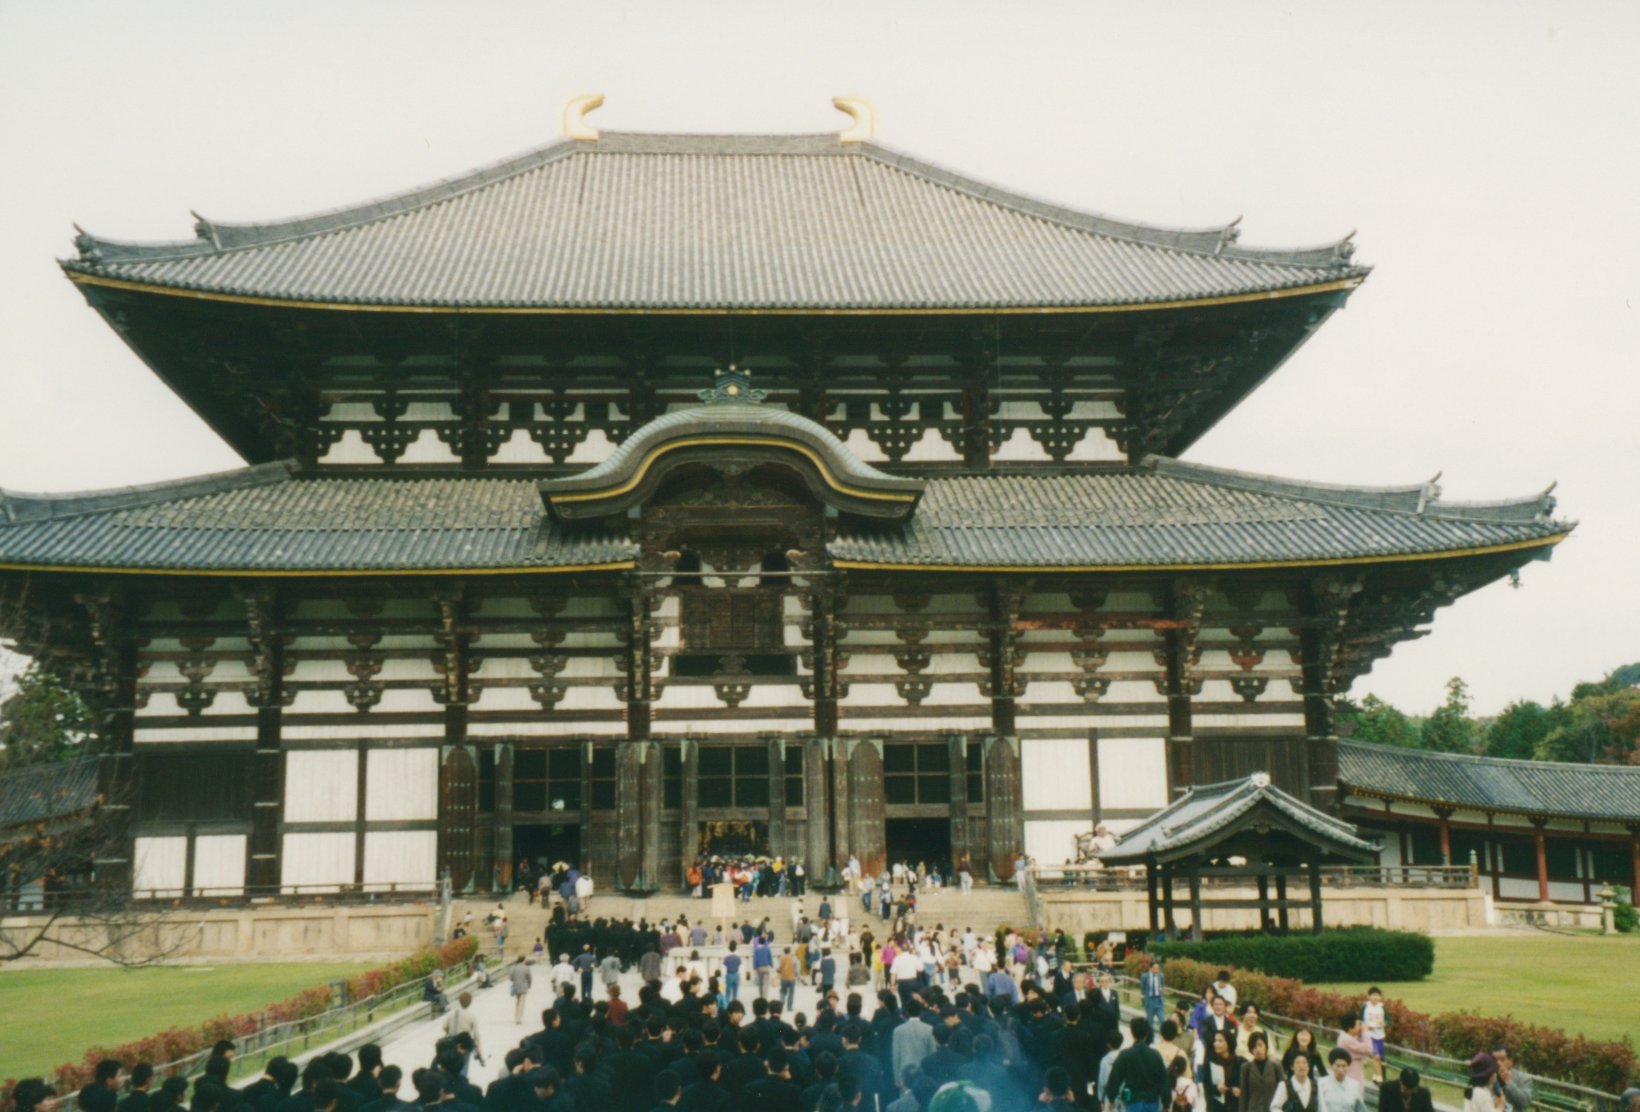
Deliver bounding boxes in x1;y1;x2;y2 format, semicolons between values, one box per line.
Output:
0;457;1568;575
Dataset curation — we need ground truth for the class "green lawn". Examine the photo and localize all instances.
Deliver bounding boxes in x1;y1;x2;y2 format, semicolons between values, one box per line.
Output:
1361;934;1640;1045
0;962;372;1080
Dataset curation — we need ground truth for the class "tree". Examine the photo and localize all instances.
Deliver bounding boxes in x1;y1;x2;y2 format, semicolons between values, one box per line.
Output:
1535;688;1640;765
1483;699;1559;760
1421;676;1479;754
0;663;99;770
1337;693;1422;748
1607;661;1640;690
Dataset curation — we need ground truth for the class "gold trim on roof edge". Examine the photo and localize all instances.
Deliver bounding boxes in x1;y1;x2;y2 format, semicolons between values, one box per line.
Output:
65;272;1364;316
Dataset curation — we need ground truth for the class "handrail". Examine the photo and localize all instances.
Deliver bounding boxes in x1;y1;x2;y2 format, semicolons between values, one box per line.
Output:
1100;971;1619;1112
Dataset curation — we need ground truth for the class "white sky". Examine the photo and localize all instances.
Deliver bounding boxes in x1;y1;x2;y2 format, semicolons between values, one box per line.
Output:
0;0;1635;715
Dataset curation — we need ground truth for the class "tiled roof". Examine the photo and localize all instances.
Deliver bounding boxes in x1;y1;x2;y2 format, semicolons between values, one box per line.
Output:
0;757;101;829
829;457;1567;567
1338;740;1640;822
64;132;1368;311
0;458;1566;574
1098;773;1378;863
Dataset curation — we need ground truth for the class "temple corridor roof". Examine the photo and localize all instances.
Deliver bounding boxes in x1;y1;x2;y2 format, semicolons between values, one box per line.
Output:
64;132;1367;311
1338;740;1640;823
0;458;1567;575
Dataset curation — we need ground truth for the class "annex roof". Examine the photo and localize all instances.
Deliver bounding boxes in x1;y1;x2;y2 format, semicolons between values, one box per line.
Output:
1097;773;1378;865
1338;739;1640;823
0;457;1567;575
64;131;1368;312
0;757;101;831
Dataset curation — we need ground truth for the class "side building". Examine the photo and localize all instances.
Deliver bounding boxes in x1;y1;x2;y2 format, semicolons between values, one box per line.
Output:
0;112;1572;899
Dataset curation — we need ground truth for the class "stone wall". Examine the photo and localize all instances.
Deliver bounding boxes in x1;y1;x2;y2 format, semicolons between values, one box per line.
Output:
1;902;437;964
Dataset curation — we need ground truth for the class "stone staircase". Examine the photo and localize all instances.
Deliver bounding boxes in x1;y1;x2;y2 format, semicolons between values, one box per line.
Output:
455;884;1033;951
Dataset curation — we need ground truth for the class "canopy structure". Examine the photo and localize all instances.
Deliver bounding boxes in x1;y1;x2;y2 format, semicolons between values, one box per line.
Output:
1099;772;1378;937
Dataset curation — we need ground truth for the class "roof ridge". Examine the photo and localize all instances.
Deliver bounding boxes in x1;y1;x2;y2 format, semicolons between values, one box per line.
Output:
0;461;293;524
1146;456;1561;524
857;140;1364;269
1338;737;1640;776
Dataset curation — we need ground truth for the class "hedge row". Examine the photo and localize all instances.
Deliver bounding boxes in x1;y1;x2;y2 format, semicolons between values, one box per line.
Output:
1151;928;1435;983
1128;952;1636;1096
13;935;478;1096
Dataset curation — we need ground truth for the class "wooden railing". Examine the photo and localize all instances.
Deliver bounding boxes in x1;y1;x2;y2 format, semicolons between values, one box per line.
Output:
1027;862;1476;890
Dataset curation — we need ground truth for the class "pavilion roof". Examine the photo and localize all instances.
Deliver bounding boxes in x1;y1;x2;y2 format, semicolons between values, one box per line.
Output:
0;456;1567;575
1097;773;1379;865
1338;740;1640;823
63;132;1367;312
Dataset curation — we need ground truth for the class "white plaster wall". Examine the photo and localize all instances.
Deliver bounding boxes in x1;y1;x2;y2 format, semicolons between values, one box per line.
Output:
192;834;248;895
363;831;437;889
133;836;187;898
284;750;359;822
281;832;356;891
365;749;439;821
1097;737;1169;810
1026;820;1089;865
1022;738;1092;811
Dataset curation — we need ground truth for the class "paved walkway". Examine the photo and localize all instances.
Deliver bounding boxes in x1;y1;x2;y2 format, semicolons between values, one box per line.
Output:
371;963;892;1083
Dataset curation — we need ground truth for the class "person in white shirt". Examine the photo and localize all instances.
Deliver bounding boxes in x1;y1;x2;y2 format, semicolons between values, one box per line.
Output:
890;944;924;1006
550;953;575;991
574;872;593;913
1318;1049;1367;1112
1213;971;1238;1009
972;942;995;975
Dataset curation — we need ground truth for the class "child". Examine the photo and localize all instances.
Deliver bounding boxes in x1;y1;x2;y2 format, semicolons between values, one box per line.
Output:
1362;987;1389;1082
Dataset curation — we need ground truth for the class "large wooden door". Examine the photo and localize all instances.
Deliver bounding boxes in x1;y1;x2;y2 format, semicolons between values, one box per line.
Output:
438;747;478;892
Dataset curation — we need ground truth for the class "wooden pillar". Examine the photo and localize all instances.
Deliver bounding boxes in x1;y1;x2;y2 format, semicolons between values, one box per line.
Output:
1436;808;1454;865
984;734;1023;882
766;736;786;860
1146;862;1159;934
1301;576;1360;812
1308;859;1324;934
353;745;371;890
1630;826;1640;898
680;739;700;886
438;746;479;893
1160;864;1176;934
947;733;970;876
1163;579;1205;800
1187;867;1203;941
237;584;286;893
803;736;832;881
1532;819;1551;903
639;741;664;892
78;587;136;892
1257;873;1272;932
848;738;886;879
1276;873;1290;932
614;742;642;889
494;744;515;890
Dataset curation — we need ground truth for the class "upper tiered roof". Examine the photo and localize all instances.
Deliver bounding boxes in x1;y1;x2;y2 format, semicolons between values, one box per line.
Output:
64;132;1368;312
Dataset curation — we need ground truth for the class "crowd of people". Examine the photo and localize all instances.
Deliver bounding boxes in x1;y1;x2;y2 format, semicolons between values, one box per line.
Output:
12;889;1637;1112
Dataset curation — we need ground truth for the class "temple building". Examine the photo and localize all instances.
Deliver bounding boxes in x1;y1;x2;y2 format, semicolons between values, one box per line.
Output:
0;102;1577;900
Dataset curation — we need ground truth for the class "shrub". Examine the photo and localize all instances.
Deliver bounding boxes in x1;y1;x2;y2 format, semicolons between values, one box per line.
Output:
1612;885;1637;934
1151;928;1434;982
1127;953;1637;1095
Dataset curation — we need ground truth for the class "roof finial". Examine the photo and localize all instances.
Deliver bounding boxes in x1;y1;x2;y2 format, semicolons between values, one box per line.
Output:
700;364;767;405
832;96;876;143
563;94;605;141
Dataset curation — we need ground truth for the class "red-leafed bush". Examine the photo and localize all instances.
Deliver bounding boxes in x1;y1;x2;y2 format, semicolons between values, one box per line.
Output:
15;934;477;1097
1127;954;1637;1095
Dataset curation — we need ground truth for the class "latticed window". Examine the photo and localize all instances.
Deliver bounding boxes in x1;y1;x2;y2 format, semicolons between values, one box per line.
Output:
140;752;250;822
884;743;951;805
512;747;581;813
698;745;770;808
589;747;616;810
681;591;784;654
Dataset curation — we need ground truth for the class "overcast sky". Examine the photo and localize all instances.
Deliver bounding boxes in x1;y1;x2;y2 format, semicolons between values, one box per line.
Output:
1;0;1635;714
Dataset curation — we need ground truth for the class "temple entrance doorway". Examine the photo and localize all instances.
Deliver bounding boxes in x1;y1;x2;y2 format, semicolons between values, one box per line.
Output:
884;818;953;879
698;819;769;859
514;822;582;877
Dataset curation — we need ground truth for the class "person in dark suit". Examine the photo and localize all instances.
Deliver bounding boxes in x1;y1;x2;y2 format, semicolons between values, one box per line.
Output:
1379;1069;1435;1112
740;1051;803;1112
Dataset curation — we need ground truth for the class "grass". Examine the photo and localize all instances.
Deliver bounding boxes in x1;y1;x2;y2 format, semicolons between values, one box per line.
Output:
0;961;373;1080
1361;933;1640;1045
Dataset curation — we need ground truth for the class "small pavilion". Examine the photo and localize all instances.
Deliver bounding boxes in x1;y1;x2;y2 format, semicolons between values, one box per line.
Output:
1098;772;1378;938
